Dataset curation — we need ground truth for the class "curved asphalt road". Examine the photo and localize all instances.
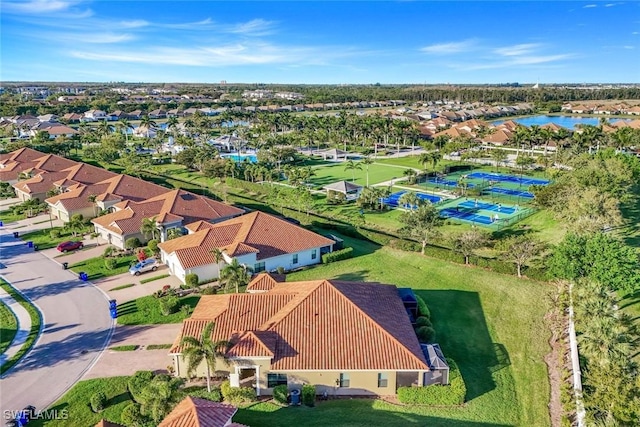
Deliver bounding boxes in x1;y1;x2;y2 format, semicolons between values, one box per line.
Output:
0;228;113;424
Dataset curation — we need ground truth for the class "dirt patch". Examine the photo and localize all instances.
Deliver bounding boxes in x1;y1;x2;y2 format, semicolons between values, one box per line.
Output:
545;333;562;427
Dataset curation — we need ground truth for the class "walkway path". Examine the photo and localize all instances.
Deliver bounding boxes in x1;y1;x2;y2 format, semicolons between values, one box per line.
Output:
0;219;113;416
0;286;32;365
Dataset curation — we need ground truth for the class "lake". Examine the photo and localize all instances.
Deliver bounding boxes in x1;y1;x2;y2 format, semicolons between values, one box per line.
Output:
492;115;631;130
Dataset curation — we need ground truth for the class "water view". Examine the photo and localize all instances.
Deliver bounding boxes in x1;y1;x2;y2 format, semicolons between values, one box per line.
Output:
493;115;632;129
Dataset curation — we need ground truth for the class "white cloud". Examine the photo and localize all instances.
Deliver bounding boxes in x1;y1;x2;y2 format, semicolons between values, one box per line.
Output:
228;19;277;35
119;20;150;29
583;4;597;8
632;32;639;35
60;32;134;44
2;0;86;14
623;45;635;49
420;39;477;54
494;43;542;56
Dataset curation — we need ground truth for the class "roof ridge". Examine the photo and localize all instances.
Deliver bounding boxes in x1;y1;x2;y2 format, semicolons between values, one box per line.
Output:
327;280;429;370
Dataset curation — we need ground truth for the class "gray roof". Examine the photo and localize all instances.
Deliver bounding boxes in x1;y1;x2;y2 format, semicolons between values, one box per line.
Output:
421;343;449;370
322;180;363;193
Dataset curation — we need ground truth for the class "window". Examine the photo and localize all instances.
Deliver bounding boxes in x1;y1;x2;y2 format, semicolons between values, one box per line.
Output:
377;373;388;388
339;373;350;388
267;373;287;388
311;249;317;260
292;254;299;264
254;262;266;273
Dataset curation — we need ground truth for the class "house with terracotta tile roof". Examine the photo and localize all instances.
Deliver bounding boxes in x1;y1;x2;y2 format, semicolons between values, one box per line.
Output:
158;397;245;427
170;279;431;397
92;189;244;249
157;211;334;284
246;272;286;293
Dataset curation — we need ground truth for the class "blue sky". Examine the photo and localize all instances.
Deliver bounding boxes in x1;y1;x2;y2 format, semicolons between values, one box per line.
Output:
1;1;638;84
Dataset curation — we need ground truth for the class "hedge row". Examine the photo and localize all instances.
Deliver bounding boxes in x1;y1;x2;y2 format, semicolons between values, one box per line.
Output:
322;247;354;264
397;359;466;405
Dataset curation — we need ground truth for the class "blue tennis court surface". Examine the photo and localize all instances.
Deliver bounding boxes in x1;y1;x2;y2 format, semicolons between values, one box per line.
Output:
459;200;516;214
440;208;493;225
428;178;475;188
487;188;534;199
382;191;441;207
467;172;549;186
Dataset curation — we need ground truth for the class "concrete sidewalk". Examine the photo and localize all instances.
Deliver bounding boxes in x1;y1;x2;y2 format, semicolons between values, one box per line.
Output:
0;286;33;366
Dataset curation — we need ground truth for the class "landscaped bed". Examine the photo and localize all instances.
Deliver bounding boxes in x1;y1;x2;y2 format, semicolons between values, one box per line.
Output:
116;294;200;325
0;299;18;355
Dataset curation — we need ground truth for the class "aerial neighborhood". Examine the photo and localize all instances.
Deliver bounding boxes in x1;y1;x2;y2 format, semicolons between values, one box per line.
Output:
1;1;640;427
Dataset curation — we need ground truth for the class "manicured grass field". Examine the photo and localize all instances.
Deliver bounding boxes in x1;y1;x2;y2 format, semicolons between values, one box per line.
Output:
306;162;413;188
19;226;87;250
0;299;18;355
116;295;200;325
0;209;29;224
0;279;41;375
282;235;552;427
70;254;138;281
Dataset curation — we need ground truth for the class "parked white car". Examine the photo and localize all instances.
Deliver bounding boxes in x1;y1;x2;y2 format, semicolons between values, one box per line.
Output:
129;258;158;276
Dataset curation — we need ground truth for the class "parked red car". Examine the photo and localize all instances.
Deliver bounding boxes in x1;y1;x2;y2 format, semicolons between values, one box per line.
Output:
56;241;84;252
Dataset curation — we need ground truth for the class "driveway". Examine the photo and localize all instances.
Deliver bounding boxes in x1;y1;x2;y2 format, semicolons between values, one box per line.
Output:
0;225;113;419
94;266;184;303
83;324;180;379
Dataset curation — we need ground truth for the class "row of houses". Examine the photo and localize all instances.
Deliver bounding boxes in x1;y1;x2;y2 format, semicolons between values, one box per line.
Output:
561;103;640;115
1;148;450;397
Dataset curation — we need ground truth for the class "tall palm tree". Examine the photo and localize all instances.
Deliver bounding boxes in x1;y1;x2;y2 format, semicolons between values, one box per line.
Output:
343;159;362;183
418;152;432;172
117;118;133;145
210;247;225;265
430;151;442;172
140;216;159;241
180;322;230;392
491;149;508;172
140;115;157;139
97;120;113;137
220;258;250;294
362;156;374;187
166;116;179;138
398;191;419;210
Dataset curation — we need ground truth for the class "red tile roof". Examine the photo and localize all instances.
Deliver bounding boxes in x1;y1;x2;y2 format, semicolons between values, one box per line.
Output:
61;163;118;185
247;272;286;292
161;212;333;269
158;397;237;427
172;280;429;372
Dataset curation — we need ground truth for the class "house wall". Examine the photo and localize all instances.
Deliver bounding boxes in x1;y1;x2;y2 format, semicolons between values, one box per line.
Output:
241;247;326;273
14;188;32;202
186;263;223;284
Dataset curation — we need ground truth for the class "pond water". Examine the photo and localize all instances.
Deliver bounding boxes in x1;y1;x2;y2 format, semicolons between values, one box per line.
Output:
492;115;631;130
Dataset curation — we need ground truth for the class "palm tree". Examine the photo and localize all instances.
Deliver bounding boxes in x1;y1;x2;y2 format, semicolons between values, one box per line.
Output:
140;216;159;241
117;118;133;145
361;156;374;187
491;149;508;172
418;152;432;172
343;159;362;182
166;116;179;137
140;116;157;139
180;322;230;392
220;258;250;294
97;120;113;137
398;191;419;210
210;247;225;265
403;168;418;185
87;194;99;218
430;151;442;172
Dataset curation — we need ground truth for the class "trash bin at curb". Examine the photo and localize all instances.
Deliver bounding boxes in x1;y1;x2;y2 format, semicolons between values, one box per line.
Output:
33;244;38;251
62;262;69;270
13;231;19;238
79;272;88;281
27;241;33;248
0;221;3;227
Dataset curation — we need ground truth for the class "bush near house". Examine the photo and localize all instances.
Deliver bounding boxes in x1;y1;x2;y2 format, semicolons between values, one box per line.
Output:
321;247;354;264
104;258;117;270
90;391;107;413
415;295;431;319
128;371;154;404
185;273;199;288
125;237;142;250
302;385;316;407
415;316;432;328
397;359;466;405
147;239;159;255
187;387;223;402
273;385;289;405
415;326;436;343
220;380;256;405
159;295;179;316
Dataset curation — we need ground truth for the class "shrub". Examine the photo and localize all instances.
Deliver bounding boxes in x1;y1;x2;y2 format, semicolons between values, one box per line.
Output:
201;286;217;295
50;229;61;239
397;359;466;405
104;257;117;270
159;295;179;316
125;237;142;250
188;387;222;402
415;295;431;319
180;304;192;317
220;380;232;400
302;384;316;407
121;402;147;427
103;246;115;258
185;273;199;288
273;385;289;405
415;316;432;327
276;266;285;274
90;391;107;412
128;371;154;403
147;239;159;255
225;387;256;405
416;326;436;343
321;247;354;264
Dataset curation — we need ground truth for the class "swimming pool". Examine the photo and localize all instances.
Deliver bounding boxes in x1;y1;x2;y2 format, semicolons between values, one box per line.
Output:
220;153;258;163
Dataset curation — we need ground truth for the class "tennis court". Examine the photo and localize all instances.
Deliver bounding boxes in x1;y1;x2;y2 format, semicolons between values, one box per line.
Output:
467;172;550;186
487;188;535;199
437;198;529;227
427;178;476;188
381;191;442;208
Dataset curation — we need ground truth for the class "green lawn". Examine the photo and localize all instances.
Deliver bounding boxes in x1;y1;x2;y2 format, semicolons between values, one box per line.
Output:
116;295;200;325
283;235;552;427
0;279;41;375
306;162;413;189
0;209;29;224
19;226;87;250
0;299;18;355
70;254;138;281
30;377;132;427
